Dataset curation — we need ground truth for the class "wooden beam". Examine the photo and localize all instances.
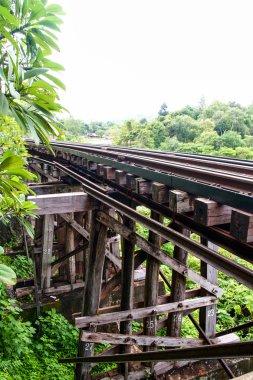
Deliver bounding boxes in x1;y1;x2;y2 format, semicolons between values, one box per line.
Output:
41;215;54;289
199;239;218;338
120;214;135;377
230;210;253;243
100;250;147;307
59;212;121;268
30;163;55;181
115;170;126;186
97;212;223;297
136;178;151;195
194;198;232;226
96;164;105;177
75;296;218;328
76;207;108;380
104;166;115;180
152;182;169;204
169;190;194;213
80;332;204;348
167;225;190;338
28;192;98;215
66;214;76;285
51;244;88;272
30;183;82;195
143;183;163;355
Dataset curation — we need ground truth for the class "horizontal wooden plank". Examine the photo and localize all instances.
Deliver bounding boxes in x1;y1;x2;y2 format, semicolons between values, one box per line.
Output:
75;296;217;328
81;331;203;348
28;192;98;215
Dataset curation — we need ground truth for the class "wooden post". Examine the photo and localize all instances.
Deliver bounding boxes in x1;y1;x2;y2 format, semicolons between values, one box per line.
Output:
143;184;163;348
199;238;218;338
167;225;190;337
41;214;54;289
66;213;76;285
57;215;68;281
75;206;108;380
120;215;135;378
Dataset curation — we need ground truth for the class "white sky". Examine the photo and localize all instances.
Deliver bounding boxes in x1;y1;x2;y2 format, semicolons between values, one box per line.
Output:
52;0;253;121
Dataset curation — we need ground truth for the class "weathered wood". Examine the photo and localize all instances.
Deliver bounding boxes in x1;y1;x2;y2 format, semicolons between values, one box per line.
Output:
81;331;204;348
115;170;126;186
87;161;97;171
167;226;190;338
96;164;105;177
29;192;98;215
73;288;200;319
194;198;232;226
51;244;88;272
30;163;56;181
199;238;218;339
100;250;147;306
104;166;116;180
126;173;136;191
76;206;108;380
41;214;54;289
120;215;135;377
152;182;169;204
60;213;89;239
97;212;223;297
66;214;76;284
75;296;218;328
136;178;151;195
169;190;194;213
144;184;163;359
43;282;84;295
30;183;78;195
230;210;253;243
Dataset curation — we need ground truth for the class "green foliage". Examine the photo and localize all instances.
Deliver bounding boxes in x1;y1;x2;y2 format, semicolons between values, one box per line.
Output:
0;0;65;145
0;263;16;285
0;300;78;380
11;255;33;279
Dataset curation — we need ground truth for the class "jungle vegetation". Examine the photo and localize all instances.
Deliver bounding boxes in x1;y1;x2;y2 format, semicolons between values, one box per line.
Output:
62;100;253;159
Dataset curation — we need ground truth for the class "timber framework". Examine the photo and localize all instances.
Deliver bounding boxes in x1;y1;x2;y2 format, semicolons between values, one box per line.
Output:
24;140;253;380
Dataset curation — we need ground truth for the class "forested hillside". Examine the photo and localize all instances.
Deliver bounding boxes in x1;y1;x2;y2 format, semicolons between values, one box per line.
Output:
62;101;253;159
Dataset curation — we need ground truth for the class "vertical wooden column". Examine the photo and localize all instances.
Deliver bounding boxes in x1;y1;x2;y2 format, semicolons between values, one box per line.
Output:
143;184;164;342
57;216;68;281
120;176;135;378
199;238;218;338
41;214;54;289
75;206;108;380
167;225;190;337
75;212;85;280
120;215;135;379
66;213;76;285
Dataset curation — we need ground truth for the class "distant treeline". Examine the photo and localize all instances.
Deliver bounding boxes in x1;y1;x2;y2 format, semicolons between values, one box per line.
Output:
61;100;253;158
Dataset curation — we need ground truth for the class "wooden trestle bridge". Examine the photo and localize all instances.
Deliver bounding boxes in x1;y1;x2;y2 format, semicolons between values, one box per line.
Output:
25;140;253;380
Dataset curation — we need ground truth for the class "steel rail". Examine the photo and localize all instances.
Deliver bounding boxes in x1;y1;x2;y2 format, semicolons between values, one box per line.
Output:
29;144;253;212
48;140;253;166
58;341;253;364
49;140;253;174
29;155;253;263
52;162;253;290
49;142;253;180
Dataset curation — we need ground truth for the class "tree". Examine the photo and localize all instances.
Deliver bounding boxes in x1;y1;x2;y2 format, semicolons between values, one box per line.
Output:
158;102;169;117
0;0;65;145
0;0;65;240
167;115;201;143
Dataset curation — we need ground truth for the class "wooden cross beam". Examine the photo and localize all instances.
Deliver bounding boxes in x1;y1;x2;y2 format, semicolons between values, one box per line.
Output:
28;192;98;215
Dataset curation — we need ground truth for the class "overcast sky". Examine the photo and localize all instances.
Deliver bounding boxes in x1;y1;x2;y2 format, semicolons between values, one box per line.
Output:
52;0;253;121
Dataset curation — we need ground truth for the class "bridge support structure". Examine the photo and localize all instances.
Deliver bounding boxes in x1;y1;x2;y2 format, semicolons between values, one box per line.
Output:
24;147;253;380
